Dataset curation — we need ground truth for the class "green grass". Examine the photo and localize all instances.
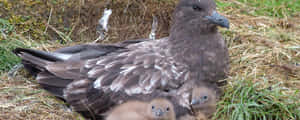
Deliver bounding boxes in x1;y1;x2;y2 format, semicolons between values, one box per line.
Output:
238;0;300;17
0;16;70;73
0;19;29;73
215;78;300;120
0;39;22;73
217;0;300;18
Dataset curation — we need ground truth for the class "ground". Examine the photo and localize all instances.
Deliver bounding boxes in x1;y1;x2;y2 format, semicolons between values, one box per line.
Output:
0;0;299;120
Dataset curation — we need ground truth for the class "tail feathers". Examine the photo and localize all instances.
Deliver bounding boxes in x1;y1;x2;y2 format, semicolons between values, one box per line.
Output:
19;52;51;68
37;72;73;88
13;48;65;62
13;48;74;98
37;71;73;98
40;84;65;98
21;60;42;77
13;48;66;73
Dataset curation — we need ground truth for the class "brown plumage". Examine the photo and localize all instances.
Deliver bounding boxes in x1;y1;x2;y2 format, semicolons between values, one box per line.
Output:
106;98;175;120
13;0;229;119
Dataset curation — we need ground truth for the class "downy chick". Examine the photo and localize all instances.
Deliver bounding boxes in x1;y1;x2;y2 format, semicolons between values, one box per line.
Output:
190;86;217;118
106;98;176;120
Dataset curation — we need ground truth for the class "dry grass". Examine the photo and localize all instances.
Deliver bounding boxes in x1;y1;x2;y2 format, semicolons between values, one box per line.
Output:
0;72;84;120
0;0;299;119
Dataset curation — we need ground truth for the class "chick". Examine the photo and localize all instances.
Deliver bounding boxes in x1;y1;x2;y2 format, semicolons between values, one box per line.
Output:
190;86;217;118
178;112;207;120
106;98;175;120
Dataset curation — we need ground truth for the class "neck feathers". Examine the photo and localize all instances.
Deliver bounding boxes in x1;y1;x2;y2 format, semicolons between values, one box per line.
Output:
168;21;219;66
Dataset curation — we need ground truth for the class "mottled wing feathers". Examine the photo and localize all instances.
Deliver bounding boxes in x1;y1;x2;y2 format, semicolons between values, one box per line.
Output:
85;38;188;96
37;72;72;87
13;44;126;98
45;61;84;79
59;38;193;118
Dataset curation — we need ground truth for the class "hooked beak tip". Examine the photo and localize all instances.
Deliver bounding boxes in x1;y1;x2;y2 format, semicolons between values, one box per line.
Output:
206;11;230;29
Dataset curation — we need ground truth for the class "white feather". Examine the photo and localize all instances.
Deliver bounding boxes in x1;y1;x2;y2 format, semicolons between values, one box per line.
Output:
99;9;112;32
154;64;163;71
144;85;152;91
150;75;159;87
110;82;123;92
125;86;142;95
72;80;88;87
161;79;168;86
87;69;97;77
120;66;136;76
171;65;178;74
93;77;104;89
105;61;119;69
96;59;108;65
184;72;190;81
84;59;96;68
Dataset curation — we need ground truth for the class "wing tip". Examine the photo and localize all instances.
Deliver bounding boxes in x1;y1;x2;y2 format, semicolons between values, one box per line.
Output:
12;48;25;56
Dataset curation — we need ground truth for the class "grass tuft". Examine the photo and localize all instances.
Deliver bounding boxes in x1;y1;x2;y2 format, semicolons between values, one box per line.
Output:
217;0;300;18
215;78;300;120
0;19;27;73
0;18;43;73
237;0;300;18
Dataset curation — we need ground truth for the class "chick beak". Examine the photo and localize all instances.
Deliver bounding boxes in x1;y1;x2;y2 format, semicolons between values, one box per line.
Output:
190;99;199;105
155;109;164;117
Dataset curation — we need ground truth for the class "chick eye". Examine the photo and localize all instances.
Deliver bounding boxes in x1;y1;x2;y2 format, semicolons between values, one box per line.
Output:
152;106;155;109
192;5;202;11
166;107;170;111
203;96;208;100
